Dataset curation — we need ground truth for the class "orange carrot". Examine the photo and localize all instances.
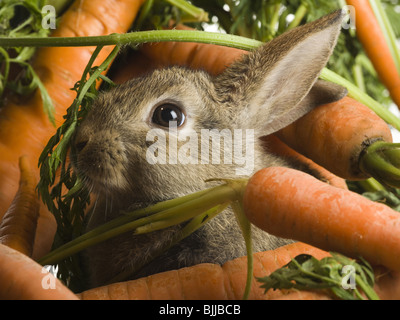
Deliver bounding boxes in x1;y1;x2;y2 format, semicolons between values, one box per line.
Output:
346;0;400;109
373;267;400;300
0;238;397;300
77;242;330;300
0;243;78;300
276;96;393;180
140;24;247;76
271;290;332;300
110;50;162;85
0;0;145;257
243;166;400;272
261;135;348;189
78;241;400;300
0;156;39;257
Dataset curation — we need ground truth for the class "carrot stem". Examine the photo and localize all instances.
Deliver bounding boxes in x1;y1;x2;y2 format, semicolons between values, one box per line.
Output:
109;203;228;284
133;0;154;30
356;54;377;77
0;30;262;51
353;62;366;93
357;178;386;193
267;3;281;39
164;0;209;22
38;181;247;266
287;3;308;30
355;275;380;300
0;47;10;95
359;141;400;188
76;45;120;102
231;200;253;300
320;68;400;131
133;199;231;235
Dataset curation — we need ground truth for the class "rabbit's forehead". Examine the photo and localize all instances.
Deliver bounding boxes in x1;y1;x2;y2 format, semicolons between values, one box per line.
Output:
127;71;207;119
87;67;212;128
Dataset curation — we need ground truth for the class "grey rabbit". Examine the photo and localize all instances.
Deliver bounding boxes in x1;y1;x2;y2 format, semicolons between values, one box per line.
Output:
72;10;348;288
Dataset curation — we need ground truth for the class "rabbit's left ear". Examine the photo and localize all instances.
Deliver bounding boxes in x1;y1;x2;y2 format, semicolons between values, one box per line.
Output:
214;10;346;136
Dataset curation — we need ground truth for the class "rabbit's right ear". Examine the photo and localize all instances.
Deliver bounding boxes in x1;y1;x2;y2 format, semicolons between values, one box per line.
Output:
214;10;345;136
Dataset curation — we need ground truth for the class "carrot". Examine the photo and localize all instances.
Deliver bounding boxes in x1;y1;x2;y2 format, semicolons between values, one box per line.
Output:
261;135;348;189
76;240;399;300
110;50;162;85
373;267;400;300
77;242;330;300
140;24;247;76
243;166;400;272
276;96;393;180
0;238;396;300
271;290;332;300
0;243;78;300
0;0;145;256
346;0;400;109
0;156;39;257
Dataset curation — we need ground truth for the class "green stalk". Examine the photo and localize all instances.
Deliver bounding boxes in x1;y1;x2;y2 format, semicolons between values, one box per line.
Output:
369;0;400;75
355;275;380;300
8;59;55;125
356;54;377;77
269;3;281;38
134;200;232;235
0;29;262;51
320;68;400;131
231;200;253;301
83;185;223;234
287;3;307;30
164;0;208;22
8;16;34;37
357;178;386;193
76;46;119;102
352;63;366;93
290;257;342;287
109;203;228;284
359;141;400;188
0;47;10;86
133;0;154;30
173;204;229;244
50;185;216;256
38;182;245;265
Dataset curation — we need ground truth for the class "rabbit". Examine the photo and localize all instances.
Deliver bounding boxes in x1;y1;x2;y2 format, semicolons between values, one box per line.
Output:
71;10;348;288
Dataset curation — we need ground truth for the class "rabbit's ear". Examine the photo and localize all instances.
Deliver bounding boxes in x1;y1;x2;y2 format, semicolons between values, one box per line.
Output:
266;80;347;134
214;10;345;136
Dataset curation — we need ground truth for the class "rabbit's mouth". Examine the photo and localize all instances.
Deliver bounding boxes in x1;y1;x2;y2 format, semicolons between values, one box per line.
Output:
81;164;132;200
71;153;130;199
71;137;131;196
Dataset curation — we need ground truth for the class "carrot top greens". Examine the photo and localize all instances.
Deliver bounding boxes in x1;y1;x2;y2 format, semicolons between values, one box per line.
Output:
258;253;379;300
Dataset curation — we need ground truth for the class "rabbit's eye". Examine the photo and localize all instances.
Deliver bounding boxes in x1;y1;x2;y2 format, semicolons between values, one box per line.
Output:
152;103;186;128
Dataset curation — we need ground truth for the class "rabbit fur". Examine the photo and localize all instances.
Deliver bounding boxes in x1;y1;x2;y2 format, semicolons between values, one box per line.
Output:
72;10;348;287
